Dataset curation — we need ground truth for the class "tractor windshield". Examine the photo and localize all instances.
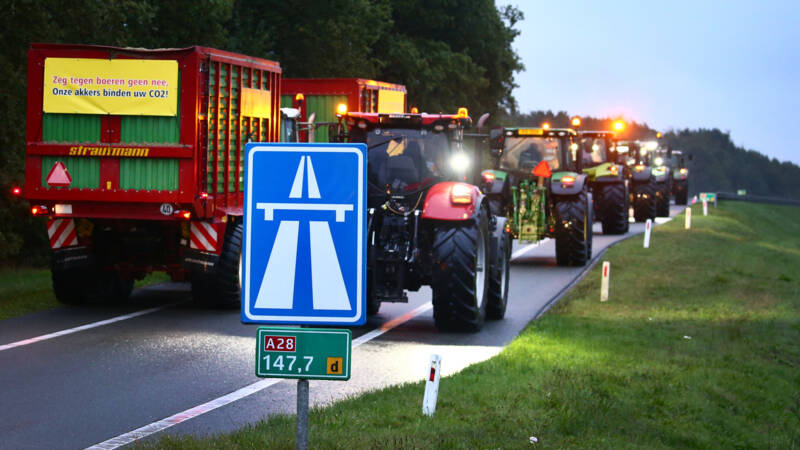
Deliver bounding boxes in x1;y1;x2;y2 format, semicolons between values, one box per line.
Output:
580;137;608;166
365;128;452;192
499;136;566;173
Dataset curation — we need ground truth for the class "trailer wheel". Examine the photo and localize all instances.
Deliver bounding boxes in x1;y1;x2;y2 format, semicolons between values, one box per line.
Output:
487;218;511;320
632;182;657;222
191;223;242;308
52;263;130;305
674;180;689;205
554;191;592;266
431;207;490;332
599;182;629;234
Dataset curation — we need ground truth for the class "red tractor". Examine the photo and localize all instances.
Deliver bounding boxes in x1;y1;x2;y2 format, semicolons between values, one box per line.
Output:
335;107;510;331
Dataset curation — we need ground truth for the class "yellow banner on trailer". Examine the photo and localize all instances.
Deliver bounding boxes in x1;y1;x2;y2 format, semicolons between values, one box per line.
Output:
43;58;178;116
377;89;405;114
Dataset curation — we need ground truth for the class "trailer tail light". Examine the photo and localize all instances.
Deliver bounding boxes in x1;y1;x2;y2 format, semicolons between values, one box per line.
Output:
561;175;576;187
450;184;473;205
482;171;496;184
11;186;22;196
200;192;208;199
32;205;48;215
181;211;192;220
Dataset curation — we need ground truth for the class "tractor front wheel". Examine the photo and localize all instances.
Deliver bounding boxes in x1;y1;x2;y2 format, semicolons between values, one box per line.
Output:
431;208;490;331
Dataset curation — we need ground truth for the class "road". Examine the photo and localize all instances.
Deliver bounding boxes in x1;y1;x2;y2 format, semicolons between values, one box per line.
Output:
0;206;683;449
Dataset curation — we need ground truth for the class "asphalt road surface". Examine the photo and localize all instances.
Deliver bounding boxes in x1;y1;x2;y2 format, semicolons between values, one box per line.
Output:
0;205;684;449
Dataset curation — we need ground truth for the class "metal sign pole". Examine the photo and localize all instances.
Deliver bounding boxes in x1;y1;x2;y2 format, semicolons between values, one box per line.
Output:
297;379;309;450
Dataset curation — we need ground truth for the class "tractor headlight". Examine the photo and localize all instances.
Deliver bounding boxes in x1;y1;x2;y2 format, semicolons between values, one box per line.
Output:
449;152;471;172
654;157;664;166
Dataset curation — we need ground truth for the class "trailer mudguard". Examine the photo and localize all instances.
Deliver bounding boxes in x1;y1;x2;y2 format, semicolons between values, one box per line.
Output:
421;181;483;221
631;167;652;182
551;172;587;196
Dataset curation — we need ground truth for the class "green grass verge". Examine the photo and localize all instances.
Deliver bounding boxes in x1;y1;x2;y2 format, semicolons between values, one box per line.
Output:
0;269;170;321
148;202;796;448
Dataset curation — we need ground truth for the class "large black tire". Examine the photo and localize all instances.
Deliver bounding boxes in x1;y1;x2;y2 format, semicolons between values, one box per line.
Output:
191;223;242;308
598;182;629;235
486;218;511;320
431;207;490;332
554;191;592;266
655;182;670;217
632;182;657;222
52;261;131;305
674;180;689;205
366;270;381;316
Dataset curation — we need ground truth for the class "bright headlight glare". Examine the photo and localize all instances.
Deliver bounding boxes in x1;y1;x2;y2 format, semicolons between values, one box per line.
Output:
450;152;471;172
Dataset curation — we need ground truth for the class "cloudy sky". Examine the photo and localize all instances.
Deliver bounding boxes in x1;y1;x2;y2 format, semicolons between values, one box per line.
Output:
511;0;799;164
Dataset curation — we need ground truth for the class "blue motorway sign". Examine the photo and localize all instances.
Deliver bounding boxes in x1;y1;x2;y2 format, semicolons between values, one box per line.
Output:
241;143;366;325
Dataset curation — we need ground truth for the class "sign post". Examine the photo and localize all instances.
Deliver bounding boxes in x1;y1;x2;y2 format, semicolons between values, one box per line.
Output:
242;142;366;449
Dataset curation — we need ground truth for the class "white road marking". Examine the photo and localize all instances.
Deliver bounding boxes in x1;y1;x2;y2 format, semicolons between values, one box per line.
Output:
84;302;434;450
510;238;551;260
0;306;169;352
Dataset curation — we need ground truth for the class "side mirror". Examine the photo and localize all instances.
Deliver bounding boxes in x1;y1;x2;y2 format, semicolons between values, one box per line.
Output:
489;128;504;149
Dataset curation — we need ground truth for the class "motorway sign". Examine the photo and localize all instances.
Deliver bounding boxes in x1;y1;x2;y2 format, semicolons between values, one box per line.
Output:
241;143;366;325
255;327;351;380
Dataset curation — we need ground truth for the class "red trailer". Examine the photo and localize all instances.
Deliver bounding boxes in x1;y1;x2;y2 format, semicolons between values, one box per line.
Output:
24;43;281;306
281;78;406;142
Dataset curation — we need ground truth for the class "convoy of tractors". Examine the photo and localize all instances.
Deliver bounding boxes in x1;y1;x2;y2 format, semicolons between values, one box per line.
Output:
20;43;691;332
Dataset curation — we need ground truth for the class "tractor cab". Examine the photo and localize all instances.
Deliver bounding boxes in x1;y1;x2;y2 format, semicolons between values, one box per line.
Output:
578;130;629;235
489;127;579;176
337;108;474;208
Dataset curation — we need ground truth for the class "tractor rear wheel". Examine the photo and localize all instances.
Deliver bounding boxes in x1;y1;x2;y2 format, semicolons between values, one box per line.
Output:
431;208;490;331
487;218;511;320
632;182;657;222
191;223;242;309
599;182;629;235
554;191;592;266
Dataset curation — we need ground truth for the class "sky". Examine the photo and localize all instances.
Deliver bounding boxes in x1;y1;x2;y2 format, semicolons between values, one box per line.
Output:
511;0;800;164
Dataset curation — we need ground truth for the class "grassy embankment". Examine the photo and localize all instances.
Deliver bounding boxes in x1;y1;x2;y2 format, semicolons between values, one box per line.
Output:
0;269;169;320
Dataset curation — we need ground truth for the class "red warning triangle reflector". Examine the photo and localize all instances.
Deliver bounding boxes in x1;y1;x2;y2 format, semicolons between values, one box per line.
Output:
532;160;551;178
46;161;72;187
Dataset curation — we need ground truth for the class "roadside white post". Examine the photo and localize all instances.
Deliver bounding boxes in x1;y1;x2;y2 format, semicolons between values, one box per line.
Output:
703;200;708;216
600;261;610;302
643;219;652;248
422;354;442;417
685;207;692;229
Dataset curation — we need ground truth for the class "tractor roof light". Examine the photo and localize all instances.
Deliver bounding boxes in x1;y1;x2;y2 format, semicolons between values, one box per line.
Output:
11;186;22;196
571;116;582;127
295;93;305;102
410;107;419;114
634;164;646;172
542;122;551;130
613;120;625;132
336;103;348;115
457;107;469;118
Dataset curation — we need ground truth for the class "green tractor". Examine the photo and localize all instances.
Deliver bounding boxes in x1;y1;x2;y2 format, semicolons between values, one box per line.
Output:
578;130;629;234
669;149;691;205
481;127;593;266
616;140;663;222
648;145;672;217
